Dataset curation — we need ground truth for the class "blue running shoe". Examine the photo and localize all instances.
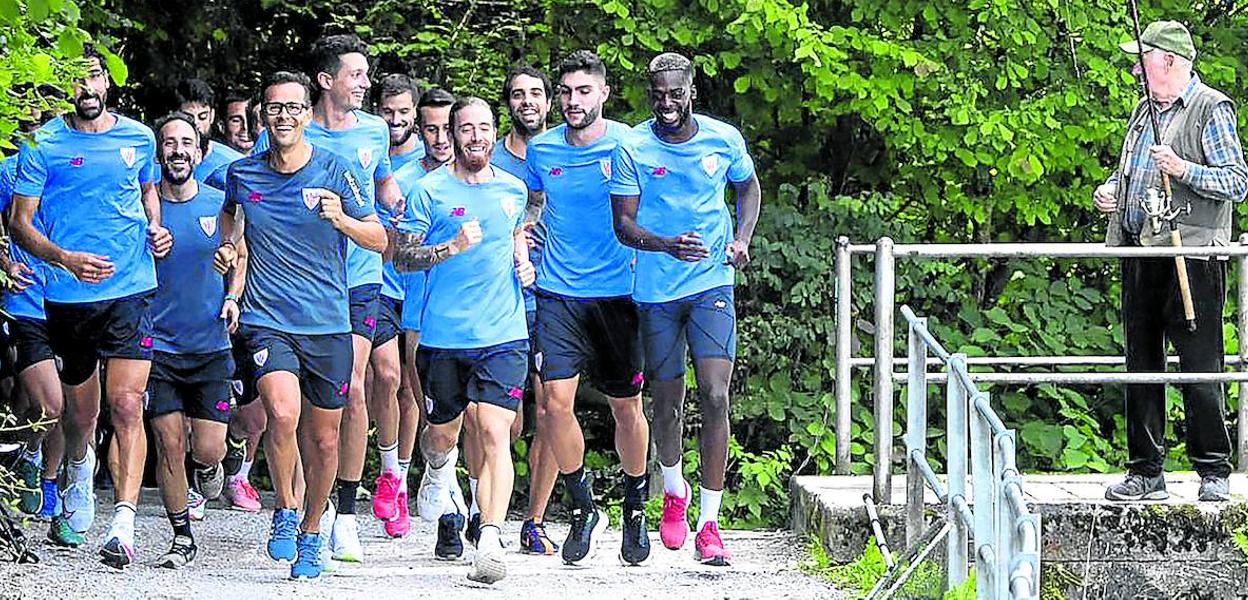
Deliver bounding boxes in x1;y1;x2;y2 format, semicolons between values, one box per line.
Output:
36;479;60;521
267;508;298;561
520;518;559;555
290;532;323;580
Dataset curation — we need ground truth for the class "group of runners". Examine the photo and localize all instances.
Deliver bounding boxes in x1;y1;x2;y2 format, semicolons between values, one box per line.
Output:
0;34;761;584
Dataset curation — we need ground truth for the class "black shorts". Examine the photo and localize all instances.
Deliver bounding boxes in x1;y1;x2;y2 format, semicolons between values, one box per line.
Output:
349;284;382;341
45;290;155;386
533;291;644;398
237;323;353;410
146;350;235;422
526;310;539;375
374;295;402;348
9;317;55;376
637;285;737;381
230;332;257;406
416;340;528;425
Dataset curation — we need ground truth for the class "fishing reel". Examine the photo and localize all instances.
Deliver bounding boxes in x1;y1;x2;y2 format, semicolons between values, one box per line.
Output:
1142;187;1191;235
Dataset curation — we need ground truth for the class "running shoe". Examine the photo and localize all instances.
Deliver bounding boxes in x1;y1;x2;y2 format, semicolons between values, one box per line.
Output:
62;479;96;534
519;518;558;555
194;462;225;501
47;516;84;547
15;457;41;514
465;512;481;548
318;501;339;574
693;521;732;566
155;535;198;569
1104;473;1168;501
384;491;411;538
416;448;457;522
561;507;607;566
267;508;298;561
99;535;135;569
659;481;691;550
434;512;465;560
188;489;207;521
620;506;651;566
372;470;401;521
221;436;246;477
468;538;507;584
223;477;262;512
290;531;323;580
36;479;61;521
331;513;364;563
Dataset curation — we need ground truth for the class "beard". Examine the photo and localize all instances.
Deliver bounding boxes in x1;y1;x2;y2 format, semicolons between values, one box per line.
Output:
454;143;492;173
73;91;106;120
565;105;601;130
160;152;194;185
653;102;692;132
510;109;544;136
389;125;414;147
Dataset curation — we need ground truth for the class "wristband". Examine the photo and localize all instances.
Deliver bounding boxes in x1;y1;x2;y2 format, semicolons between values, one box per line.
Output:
224;294;240;303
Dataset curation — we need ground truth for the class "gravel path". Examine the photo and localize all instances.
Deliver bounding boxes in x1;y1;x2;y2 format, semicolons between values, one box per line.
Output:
0;489;842;599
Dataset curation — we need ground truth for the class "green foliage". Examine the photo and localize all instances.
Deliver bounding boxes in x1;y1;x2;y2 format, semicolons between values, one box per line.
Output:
0;0;95;149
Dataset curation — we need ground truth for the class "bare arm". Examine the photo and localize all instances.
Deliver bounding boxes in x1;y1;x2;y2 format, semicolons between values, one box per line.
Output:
610;193;708;261
524;189;546;225
376;174;404;214
141;181;161;227
393;221;482;273
731;174;762;246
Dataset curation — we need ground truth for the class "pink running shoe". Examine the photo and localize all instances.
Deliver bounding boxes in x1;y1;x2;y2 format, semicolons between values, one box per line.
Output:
224;478;262;513
373;471;402;521
659;481;690;550
384;491;411;538
694;521;731;566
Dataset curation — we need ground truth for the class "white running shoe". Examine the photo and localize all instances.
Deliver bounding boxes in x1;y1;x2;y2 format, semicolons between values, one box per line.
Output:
187;489;207;521
62;447;97;534
318;501;339;574
468;531;507;584
330;513;364;563
416;447;458;522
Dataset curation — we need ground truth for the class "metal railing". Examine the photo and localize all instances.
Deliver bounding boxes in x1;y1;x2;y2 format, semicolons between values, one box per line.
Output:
902;306;1040;599
833;236;1248;503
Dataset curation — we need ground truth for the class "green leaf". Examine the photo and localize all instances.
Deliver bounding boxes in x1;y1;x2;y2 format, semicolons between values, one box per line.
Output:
0;0;18;23
734;74;750;93
101;48;129;86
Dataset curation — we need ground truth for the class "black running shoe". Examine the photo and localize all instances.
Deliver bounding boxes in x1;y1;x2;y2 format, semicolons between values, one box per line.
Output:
562;507;607;566
99;536;134;569
435;512;465;560
465;512;482;548
619;506;651;566
156;535;198;569
222;436;246;478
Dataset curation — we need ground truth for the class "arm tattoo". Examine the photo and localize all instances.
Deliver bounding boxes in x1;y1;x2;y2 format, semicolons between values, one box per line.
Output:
392;230;455;272
524;191;546;225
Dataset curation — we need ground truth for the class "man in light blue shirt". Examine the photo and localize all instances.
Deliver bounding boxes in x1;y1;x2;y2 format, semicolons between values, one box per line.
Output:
176;78;244;190
609;52;761;567
10;46;174;569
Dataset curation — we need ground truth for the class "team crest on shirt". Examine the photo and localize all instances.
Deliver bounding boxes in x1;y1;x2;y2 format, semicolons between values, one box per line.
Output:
199;215;218;237
701;154;719;176
500;196;518;219
599;158;611;179
301;188;321;210
253;349;269;367
119;147;137;168
358;148;373;169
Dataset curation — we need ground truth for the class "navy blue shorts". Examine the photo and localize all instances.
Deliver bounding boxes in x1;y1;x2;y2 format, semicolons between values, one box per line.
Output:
230;332;257;406
534;292;644;397
526;310;539;375
374;295;402;348
146;349;235;422
637;285;737;382
349;284;382;341
45;290;155;386
237;324;353;410
8;317;55;376
416;340;528;425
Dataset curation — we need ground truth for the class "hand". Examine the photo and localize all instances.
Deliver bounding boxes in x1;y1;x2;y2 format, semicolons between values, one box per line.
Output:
219;298;240;334
147;225;173;258
4;261;34;291
1093;183;1117;214
514;257;535;287
316;189;346;226
213;243;238;275
662;231;709;262
450;219;483;254
61;251;115;284
1150;145;1188;178
521;221;539;251
725;239;751;269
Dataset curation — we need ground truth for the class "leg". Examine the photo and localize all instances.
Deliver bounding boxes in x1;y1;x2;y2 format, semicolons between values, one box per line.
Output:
151;413;190;517
692;358;733;491
1121;258;1169;478
369;338;402;457
541;378;584;472
103;358;151;507
527;373;558;521
474;403;516;526
338;333;372;493
399;331;423;467
188;419;228;467
260;372;304;510
1170;259;1233;479
298;400;344;533
17;361;63;448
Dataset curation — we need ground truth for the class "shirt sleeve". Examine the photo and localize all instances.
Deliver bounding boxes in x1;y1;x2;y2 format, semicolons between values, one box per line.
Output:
398;185;432;238
374;134;393;181
250;130;270;156
1177;101;1248;203
13;141;48;198
608;142;640;197
204;164;228;191
334;161;374;220
726;127;756;183
523;146;544;192
0;160;15;214
139;132;158;184
222;162;239;214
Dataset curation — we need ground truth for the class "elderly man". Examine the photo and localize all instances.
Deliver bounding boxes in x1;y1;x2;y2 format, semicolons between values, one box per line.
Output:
1095;20;1248;502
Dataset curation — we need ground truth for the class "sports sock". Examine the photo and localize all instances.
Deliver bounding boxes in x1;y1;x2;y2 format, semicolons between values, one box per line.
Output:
168;508;192;539
398;458;412;484
468;477;480;517
234;459;253;483
563;467;594;510
479;523;502;552
112;502;137;543
380;441;399;475
696;487;722;532
623;472;648;511
69;450;92;484
660;461;686;497
337;479;360;515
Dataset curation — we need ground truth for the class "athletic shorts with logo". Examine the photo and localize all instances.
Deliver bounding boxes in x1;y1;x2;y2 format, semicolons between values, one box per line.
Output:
534;291;644;397
416;340;528;425
349;283;382;341
230;332;257;406
7;317;55;376
45;290;155;386
236;323;353;410
375;294;402;348
145;349;236;423
637;285;737;381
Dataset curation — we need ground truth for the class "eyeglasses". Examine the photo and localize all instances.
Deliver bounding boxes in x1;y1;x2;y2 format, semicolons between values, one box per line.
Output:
262;102;309;117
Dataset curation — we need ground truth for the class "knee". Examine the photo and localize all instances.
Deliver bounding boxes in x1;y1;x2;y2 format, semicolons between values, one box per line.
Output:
267;403;299;436
108;392;146;429
478;416;513;451
309;424;339;456
377;364;401;394
700;385;730;419
193;437;227;463
543;391;574;419
40;396;64;422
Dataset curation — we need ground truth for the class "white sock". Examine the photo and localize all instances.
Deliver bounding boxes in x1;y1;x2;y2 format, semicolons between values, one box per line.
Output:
380;442;399;475
468;477;480;517
661;462;687;497
398;458;412;484
232;460;253;484
478;523;502;553
70;446;94;484
696;487;722;532
112;502;136;543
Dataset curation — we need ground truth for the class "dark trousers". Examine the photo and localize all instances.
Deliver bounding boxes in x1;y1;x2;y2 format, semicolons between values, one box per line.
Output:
1122;257;1233;478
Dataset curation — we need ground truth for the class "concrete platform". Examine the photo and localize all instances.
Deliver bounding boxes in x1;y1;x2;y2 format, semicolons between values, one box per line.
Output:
792;473;1248;598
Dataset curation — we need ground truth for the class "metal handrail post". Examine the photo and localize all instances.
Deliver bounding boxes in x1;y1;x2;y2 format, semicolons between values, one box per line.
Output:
970;391;995;595
945;354;969;588
905;317;928;548
1238;233;1248;472
993;430;1016;599
836;236;853;475
874;237;896;502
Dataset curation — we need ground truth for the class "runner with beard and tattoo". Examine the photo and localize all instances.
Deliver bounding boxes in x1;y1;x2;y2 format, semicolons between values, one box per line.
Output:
393;97;534;584
145;113;243;569
10;45;174;568
610;52;761;567
176;79;243;190
390;87;463;548
524;50;649;566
